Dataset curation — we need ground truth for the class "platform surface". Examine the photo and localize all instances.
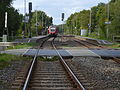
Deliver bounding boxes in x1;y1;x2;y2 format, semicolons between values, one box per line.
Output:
13;35;47;43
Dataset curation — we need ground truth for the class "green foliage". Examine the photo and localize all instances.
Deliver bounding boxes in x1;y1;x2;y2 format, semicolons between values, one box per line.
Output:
6;43;36;50
0;54;15;62
0;54;27;69
30;11;53;36
0;0;23;37
104;43;120;48
109;0;120;38
66;10;90;35
65;0;120;40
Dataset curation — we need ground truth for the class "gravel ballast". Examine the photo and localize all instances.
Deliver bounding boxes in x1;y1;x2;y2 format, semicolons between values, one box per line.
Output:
0;60;30;90
67;57;120;89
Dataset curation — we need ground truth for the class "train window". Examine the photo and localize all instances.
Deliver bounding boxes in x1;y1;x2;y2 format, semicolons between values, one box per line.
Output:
50;28;56;32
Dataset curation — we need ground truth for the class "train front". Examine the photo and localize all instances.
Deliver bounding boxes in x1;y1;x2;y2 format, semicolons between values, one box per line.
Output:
48;26;58;37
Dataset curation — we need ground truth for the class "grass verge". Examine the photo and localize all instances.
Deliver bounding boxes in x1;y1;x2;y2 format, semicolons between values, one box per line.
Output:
0;53;30;69
6;43;37;50
103;43;120;49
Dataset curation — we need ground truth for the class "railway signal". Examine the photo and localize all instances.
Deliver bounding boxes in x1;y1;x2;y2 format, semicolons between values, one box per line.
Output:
61;13;65;35
28;2;32;38
62;13;64;21
50;17;53;25
29;2;32;13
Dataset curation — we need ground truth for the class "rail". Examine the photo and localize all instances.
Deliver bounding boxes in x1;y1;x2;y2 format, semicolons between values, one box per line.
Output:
112;57;120;64
52;38;86;90
22;36;50;90
74;38;120;64
22;49;38;90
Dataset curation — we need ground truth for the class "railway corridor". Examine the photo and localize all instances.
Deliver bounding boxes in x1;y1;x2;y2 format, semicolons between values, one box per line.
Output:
27;60;78;90
1;36;120;89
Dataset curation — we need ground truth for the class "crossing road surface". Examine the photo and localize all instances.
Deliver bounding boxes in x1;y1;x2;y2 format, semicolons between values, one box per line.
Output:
1;49;120;58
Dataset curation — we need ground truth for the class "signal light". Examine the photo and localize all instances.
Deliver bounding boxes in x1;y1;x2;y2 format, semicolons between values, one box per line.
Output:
29;2;32;13
62;13;64;21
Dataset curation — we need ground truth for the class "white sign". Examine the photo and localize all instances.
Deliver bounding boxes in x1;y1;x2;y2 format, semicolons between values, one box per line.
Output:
5;12;7;28
105;21;111;24
23;16;29;23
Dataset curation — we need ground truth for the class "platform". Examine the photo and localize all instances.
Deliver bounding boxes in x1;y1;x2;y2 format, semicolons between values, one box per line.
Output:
14;35;47;43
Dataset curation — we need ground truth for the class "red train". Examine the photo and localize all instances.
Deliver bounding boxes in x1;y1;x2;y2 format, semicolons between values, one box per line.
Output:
48;26;58;37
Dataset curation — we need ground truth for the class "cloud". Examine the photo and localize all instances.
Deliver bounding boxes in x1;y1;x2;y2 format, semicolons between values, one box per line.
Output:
13;0;107;24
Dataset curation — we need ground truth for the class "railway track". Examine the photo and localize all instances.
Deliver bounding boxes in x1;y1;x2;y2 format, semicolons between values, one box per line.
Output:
112;57;120;64
74;38;120;64
11;37;85;90
11;36;50;89
74;39;102;49
27;60;78;89
11;36;119;90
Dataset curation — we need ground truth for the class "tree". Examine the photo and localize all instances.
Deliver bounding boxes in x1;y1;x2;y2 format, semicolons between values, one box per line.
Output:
109;0;120;37
66;10;90;35
0;0;23;38
31;11;53;36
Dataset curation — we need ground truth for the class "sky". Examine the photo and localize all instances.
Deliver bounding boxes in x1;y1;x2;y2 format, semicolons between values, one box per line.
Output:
12;0;108;25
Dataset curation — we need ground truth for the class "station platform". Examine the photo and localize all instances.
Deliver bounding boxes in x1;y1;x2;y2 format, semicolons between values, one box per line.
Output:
1;48;120;58
14;35;47;43
75;36;113;45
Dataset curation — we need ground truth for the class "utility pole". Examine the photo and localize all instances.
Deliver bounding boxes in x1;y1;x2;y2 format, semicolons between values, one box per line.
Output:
107;0;110;39
89;8;92;35
76;15;78;35
44;17;47;35
41;13;44;35
23;0;26;38
36;10;38;36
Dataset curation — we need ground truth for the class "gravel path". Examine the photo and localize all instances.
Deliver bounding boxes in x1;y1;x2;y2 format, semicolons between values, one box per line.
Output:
67;57;120;89
0;60;30;90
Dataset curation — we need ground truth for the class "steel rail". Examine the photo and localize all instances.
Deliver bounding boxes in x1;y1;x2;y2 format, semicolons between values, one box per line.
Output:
22;36;50;90
74;38;104;48
75;39;120;64
52;38;86;90
112;57;120;64
22;49;38;90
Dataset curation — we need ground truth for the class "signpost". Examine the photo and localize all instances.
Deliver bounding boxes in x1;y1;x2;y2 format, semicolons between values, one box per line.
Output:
3;12;8;42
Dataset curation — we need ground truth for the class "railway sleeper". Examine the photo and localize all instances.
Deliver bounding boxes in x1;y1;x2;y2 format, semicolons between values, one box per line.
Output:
30;81;73;84
28;87;79;90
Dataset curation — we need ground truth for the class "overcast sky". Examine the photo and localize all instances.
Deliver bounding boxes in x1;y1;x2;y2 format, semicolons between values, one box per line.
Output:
12;0;108;25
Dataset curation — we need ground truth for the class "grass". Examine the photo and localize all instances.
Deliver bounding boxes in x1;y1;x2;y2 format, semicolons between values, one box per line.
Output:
103;43;120;49
6;43;36;50
0;53;30;69
37;56;60;61
81;34;120;49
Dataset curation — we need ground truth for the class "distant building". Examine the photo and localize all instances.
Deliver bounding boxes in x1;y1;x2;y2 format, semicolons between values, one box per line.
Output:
81;29;87;36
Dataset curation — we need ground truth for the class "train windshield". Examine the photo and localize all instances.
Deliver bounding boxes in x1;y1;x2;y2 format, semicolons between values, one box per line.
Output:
50;28;56;32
